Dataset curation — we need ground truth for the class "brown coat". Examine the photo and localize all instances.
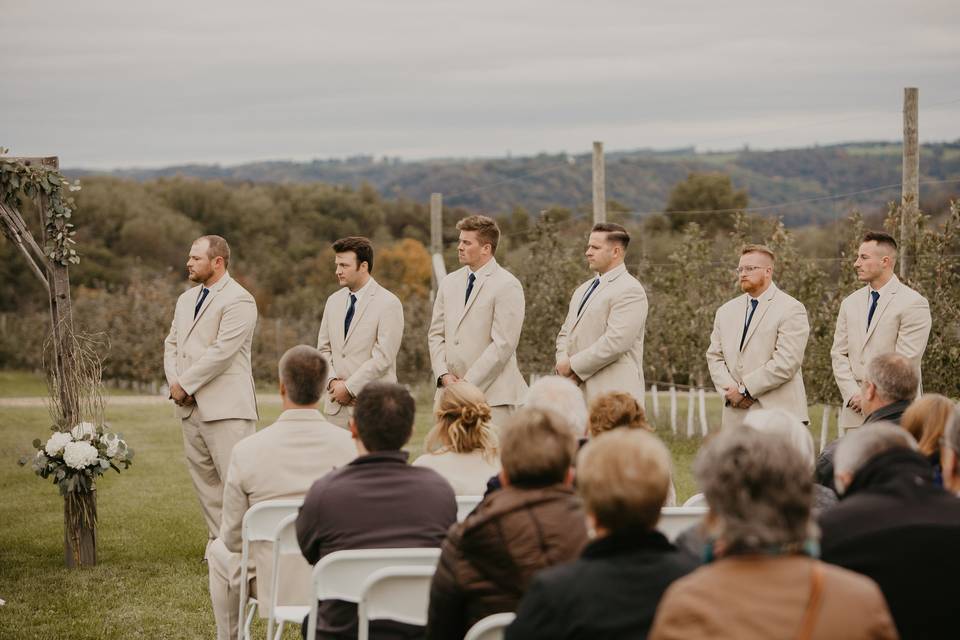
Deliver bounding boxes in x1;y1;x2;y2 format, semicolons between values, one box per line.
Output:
649;555;898;640
426;484;589;640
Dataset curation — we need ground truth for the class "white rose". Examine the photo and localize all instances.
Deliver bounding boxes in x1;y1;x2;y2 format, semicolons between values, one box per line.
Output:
45;432;73;456
70;422;97;441
100;432;123;458
62;441;100;470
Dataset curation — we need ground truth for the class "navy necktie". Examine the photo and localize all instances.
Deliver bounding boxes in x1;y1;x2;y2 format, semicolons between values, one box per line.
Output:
739;298;759;351
194;287;209;319
867;290;880;329
344;293;357;336
578;278;600;316
464;272;476;306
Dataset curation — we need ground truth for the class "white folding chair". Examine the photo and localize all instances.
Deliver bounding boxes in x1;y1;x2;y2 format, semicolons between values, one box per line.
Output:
357;565;436;640
682;493;708;508
456;495;482;522
238;499;303;640
304;548;442;640
266;513;312;640
464;612;517;640
657;506;708;542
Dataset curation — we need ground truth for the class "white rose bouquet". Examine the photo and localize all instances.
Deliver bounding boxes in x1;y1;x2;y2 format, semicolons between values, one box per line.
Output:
22;422;134;496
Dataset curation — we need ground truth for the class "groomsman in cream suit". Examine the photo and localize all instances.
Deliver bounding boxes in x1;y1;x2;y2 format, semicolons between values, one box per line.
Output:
832;230;931;429
163;235;258;542
556;223;648;406
317;236;404;429
706;245;810;430
429;214;527;428
207;345;355;640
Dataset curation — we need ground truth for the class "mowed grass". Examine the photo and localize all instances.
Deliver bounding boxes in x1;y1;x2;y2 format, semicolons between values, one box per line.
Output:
0;371;839;638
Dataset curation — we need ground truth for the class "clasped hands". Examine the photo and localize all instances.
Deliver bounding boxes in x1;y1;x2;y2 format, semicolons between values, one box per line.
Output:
327;379;355;406
723;385;755;409
554;358;583;384
169;382;196;407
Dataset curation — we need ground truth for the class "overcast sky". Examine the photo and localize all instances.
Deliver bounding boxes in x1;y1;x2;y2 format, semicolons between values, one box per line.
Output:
3;0;958;169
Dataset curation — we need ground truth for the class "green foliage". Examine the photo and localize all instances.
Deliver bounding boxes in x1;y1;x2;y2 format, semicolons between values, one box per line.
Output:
665;172;749;232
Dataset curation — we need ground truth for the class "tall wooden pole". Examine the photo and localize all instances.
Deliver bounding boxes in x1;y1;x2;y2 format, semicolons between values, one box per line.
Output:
900;87;919;279
592;141;606;224
430;192;443;301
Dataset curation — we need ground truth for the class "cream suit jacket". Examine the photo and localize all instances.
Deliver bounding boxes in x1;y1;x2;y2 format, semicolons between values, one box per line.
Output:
316;278;403;418
220;408;356;613
706;283;810;429
831;275;931;428
556;263;648;406
163;273;259;422
428;258;527;406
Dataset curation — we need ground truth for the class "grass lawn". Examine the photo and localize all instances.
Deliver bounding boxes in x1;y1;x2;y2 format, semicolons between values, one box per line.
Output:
0;371;839;638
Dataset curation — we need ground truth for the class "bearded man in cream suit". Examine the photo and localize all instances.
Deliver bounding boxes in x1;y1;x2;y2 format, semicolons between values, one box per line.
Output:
706;245;810;430
317;236;404;429
164;235;258;543
556;223;648;406
832;230;931;429
429;215;527;428
206;345;355;640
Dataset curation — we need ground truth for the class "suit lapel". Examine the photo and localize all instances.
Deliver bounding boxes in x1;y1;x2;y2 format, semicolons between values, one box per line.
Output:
740;284;777;351
185;274;231;339
344;280;378;345
570;265;624;333
864;278;899;345
457;261;495;329
328;288;348;348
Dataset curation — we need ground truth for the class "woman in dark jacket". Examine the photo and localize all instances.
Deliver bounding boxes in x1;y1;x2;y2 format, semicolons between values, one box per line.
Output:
506;429;698;640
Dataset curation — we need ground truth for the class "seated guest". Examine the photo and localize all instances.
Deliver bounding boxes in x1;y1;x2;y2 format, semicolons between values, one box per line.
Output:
413;381;500;494
426;407;589;640
650;428;897;640
588;391;676;506
821;423;960;639
941;405;960;495
815;352;918;489
208;345;357;640
296;382;457;640
506;429;697;640
901;393;954;483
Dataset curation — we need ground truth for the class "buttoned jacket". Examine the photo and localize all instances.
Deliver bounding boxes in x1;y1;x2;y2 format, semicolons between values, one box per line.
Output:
556;263;648;406
428;258;527;406
316;278;404;417
706;283;810;428
831;275;931;428
163;273;259;422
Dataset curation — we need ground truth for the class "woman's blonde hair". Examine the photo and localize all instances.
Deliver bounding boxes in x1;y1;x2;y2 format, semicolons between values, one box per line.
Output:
425;382;498;459
588;391;652;438
902;393;955;457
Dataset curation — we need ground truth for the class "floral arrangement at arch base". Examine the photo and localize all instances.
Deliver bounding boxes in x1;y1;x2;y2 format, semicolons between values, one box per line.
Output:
20;422;133;564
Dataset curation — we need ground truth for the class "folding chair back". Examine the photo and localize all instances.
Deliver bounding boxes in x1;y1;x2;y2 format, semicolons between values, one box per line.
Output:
266;513;312;640
464;612;517;640
357;565;436;640
456;495;482;522
657;506;708;542
305;548;442;640
682;493;708;508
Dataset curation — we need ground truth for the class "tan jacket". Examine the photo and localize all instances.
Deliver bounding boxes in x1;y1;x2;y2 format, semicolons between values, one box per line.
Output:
220;409;356;612
831;275;931;428
706;283;810;429
556;263;648;406
316;278;404;418
428;258;527;406
163;273;259;422
649;556;898;640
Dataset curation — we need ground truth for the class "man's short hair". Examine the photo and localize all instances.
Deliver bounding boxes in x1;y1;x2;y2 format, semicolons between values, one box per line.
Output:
278;345;328;406
834;422;917;487
866;352;919;402
526;376;588;437
577;429;671;531
500;407;577;488
332;236;374;274
591;222;630;249
197;235;231;268
741;244;775;263
353;382;415;452
456;215;500;254
862;230;898;256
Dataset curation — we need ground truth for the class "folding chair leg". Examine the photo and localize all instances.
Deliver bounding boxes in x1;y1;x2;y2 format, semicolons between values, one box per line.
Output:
242;601;257;640
272;620;285;640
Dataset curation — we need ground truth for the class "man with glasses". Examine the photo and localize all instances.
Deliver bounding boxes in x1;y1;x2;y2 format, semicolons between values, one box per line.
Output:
706;245;810;430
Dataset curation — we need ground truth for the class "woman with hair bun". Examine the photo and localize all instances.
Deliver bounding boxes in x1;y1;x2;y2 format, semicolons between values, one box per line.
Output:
413;382;500;494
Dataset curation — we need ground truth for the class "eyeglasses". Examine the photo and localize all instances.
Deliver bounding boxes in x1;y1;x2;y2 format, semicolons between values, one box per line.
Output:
733;265;766;275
